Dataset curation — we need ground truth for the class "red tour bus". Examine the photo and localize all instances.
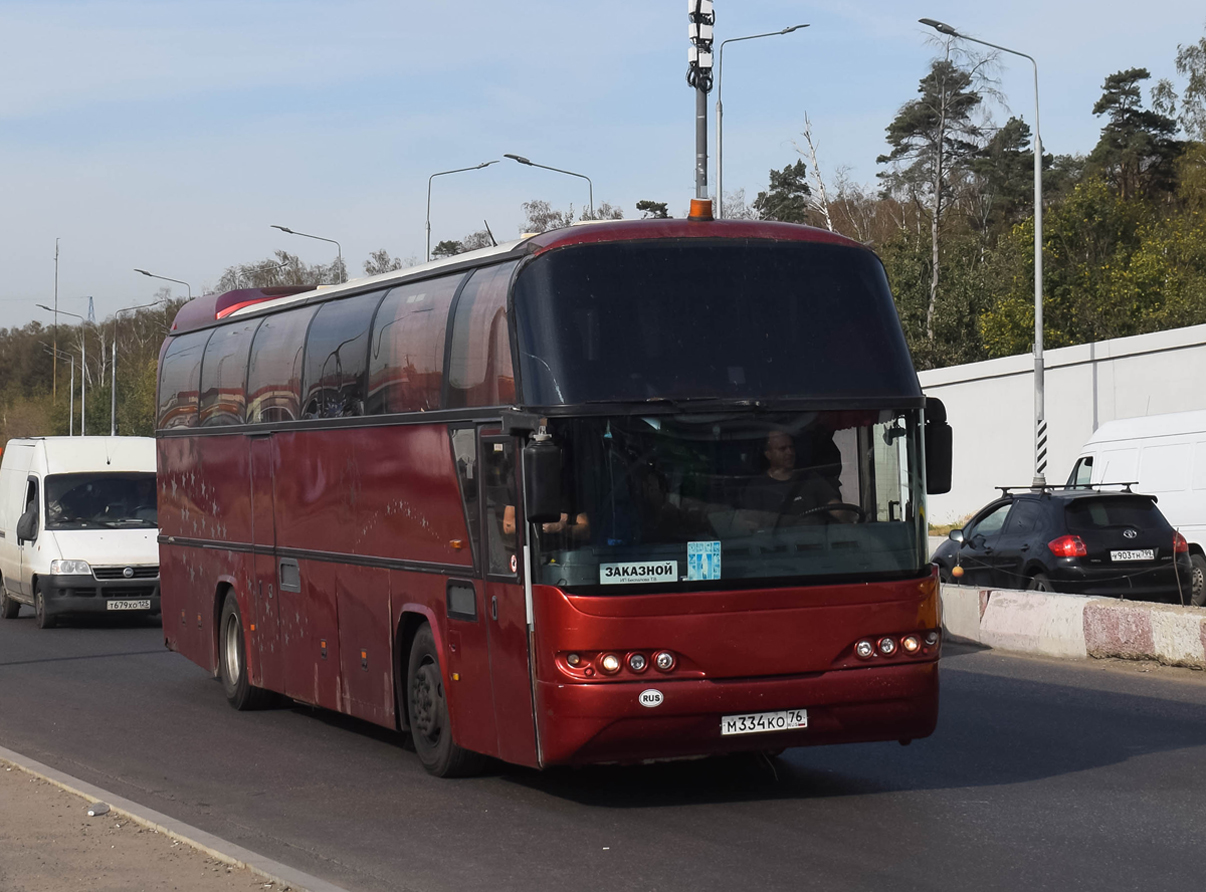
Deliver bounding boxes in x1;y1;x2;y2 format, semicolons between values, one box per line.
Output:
156;210;952;776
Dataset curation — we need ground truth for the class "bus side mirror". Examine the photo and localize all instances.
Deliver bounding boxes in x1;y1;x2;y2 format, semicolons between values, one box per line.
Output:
523;439;564;524
16;508;37;544
925;397;953;495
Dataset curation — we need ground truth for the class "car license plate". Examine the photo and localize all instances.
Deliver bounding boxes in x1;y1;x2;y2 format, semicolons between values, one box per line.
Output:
720;708;808;736
106;599;151;611
1110;549;1155;561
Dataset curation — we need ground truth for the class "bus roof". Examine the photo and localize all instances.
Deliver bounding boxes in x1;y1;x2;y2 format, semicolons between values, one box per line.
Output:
168;219;869;335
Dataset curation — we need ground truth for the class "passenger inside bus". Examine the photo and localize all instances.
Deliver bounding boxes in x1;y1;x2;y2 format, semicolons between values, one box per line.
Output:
740;430;853;527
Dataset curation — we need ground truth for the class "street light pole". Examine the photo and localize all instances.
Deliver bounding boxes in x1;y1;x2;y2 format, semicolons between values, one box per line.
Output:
503;155;594;218
688;2;715;201
715;24;809;219
111;299;167;435
270;226;344;284
134;269;193;299
921;17;1045;486
426;161;499;262
39;304;86;435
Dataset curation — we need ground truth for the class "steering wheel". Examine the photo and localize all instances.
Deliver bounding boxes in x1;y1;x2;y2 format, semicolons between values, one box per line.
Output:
799;502;866;522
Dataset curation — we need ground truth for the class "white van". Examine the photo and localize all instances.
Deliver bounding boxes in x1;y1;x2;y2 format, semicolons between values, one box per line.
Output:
1067;410;1206;606
0;437;159;628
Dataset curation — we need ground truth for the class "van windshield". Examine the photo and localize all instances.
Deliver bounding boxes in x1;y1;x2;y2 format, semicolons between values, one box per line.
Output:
44;473;158;530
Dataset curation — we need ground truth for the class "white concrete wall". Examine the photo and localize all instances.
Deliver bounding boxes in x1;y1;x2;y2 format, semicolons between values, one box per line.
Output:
919;323;1206;524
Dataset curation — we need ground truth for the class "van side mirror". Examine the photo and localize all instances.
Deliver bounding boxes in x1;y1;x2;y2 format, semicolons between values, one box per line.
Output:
523;437;564;525
925;397;953;495
16;508;37;544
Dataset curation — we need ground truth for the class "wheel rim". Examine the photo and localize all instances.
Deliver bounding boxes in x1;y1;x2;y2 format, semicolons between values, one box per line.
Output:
1192;565;1204;601
223;615;241;682
411;659;442;742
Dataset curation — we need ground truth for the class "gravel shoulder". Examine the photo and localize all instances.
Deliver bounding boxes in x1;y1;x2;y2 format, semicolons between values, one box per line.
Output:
0;765;288;892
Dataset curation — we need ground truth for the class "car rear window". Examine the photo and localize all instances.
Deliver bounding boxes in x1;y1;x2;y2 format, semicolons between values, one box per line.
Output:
1064;497;1166;530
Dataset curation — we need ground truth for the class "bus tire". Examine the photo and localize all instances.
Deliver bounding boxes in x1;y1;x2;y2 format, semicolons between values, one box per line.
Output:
34;583;56;629
218;592;272;710
406;624;484;778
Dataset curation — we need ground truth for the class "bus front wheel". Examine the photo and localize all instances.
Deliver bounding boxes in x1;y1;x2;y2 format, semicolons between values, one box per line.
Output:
218;592;273;710
406;624;484;777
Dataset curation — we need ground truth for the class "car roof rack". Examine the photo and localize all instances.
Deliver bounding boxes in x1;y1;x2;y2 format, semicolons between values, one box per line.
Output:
994;482;1139;496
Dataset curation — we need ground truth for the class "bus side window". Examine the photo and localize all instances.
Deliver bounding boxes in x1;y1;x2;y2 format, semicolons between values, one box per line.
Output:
366;275;463;414
447;262;518;409
483;440;519;578
157;330;210;430
449;428;481;566
199;319;259;426
301;291;385;419
246;305;317;424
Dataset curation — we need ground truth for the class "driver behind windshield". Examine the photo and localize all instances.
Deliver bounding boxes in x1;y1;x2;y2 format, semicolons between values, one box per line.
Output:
740;430;850;527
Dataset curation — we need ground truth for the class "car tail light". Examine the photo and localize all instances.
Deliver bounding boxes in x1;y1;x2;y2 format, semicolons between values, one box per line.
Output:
1048;535;1088;557
1174;532;1189;554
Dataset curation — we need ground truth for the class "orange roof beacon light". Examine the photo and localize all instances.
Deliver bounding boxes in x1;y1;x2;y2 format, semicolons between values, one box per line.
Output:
688;198;714;221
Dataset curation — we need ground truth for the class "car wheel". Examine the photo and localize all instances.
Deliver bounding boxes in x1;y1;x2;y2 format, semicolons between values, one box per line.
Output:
1;584;19;620
218;592;273;710
1190;554;1206;608
34;583;56;629
1028;573;1054;593
407;624;484;778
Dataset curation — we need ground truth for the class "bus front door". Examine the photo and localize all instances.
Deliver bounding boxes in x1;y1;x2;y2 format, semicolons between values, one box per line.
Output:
248;434;283;691
480;434;539;768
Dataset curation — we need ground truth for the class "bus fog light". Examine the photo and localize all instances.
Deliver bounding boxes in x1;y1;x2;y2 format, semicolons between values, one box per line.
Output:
878;637;897;656
628;653;647;672
855;640;875;659
566;653;582;667
901;635;920;654
924;631;940;646
654;651;676;671
600;653;621;674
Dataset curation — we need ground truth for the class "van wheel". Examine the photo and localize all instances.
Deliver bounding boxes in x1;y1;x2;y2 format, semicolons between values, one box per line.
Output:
407;624;484;777
34;584;55;629
1;586;19;620
218;592;272;710
1028;573;1054;593
1190;554;1206;608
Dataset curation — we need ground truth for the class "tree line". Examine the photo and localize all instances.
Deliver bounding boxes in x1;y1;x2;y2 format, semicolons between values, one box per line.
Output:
3;27;1203;443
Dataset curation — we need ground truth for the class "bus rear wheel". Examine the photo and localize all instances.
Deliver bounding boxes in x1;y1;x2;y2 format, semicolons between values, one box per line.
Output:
218;592;273;710
406;624;484;777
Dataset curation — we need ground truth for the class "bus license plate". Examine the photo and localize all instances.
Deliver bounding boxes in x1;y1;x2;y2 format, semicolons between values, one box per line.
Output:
1111;549;1155;561
721;708;808;736
107;599;151;611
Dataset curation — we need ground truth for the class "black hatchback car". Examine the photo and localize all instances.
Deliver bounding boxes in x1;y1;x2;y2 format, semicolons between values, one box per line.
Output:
932;487;1194;602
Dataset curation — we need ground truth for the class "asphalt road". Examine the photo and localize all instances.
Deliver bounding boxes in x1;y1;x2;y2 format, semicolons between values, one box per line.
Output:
1;605;1204;892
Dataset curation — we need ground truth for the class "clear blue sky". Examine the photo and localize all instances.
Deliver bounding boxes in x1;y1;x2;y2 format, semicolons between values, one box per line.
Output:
1;1;1203;328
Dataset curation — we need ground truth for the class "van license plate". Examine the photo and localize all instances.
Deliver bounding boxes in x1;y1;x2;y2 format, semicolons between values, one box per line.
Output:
721;708;808;736
1111;549;1155;561
107;600;151;611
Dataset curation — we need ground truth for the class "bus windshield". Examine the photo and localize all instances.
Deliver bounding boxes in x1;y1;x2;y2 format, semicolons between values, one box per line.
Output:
513;239;918;406
531;409;926;592
45;473;158;530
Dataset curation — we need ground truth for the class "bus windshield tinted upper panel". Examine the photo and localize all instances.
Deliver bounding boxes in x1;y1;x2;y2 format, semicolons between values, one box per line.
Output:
512;240;919;406
531;409;927;592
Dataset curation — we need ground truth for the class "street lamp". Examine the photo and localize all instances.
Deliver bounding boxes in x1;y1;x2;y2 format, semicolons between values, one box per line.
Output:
715;24;809;219
38;304;87;435
134;269;193;299
271;226;344;284
426;161;499;262
504;154;594;218
111;299;168;436
920;17;1046;486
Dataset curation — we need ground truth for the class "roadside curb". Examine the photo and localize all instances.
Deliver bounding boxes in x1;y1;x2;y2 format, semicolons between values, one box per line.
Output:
0;744;352;892
940;584;1206;669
